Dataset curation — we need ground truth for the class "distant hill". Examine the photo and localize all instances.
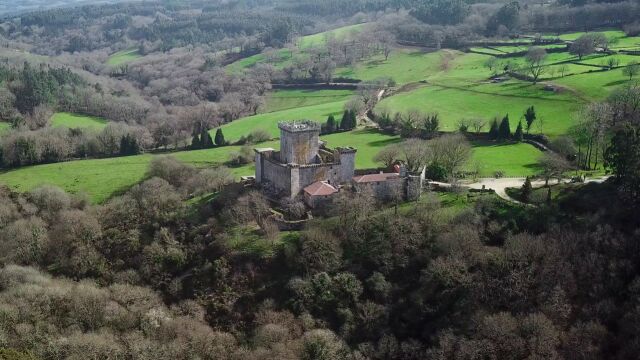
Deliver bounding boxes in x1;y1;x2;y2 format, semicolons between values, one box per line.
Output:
0;0;127;17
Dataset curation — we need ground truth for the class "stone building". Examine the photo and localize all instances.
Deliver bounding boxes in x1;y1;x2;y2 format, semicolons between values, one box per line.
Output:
352;166;426;202
255;120;357;198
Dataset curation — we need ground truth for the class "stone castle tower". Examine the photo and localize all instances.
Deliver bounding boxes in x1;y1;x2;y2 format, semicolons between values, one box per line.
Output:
278;121;321;165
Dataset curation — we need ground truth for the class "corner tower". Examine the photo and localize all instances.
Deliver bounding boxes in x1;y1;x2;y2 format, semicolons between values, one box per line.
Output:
278;120;321;165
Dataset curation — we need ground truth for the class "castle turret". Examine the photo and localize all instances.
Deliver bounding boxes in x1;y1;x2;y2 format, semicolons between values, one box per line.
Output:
278;120;321;165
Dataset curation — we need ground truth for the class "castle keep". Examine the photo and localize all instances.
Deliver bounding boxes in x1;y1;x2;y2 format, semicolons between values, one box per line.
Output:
255;120;357;197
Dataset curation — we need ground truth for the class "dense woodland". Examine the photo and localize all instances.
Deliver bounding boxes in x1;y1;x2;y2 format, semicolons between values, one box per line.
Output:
1;0;640;359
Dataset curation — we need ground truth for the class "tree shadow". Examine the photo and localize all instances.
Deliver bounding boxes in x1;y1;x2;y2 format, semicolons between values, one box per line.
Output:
604;79;629;87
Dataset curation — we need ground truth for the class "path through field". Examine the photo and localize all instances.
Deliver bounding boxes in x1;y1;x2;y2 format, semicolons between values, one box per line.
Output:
434;176;611;204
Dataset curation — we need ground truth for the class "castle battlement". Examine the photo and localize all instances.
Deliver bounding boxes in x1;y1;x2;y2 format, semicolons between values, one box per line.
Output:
278;120;321;133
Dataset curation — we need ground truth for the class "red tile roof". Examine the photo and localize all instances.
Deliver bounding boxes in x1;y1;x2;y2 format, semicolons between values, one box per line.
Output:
352;173;400;183
304;181;339;197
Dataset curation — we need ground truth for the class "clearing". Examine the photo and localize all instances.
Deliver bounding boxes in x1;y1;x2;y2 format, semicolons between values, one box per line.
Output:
106;48;142;66
50;112;108;130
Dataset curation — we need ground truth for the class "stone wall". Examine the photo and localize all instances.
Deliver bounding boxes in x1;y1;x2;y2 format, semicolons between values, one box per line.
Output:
261;156;292;196
406;166;426;201
338;149;357;183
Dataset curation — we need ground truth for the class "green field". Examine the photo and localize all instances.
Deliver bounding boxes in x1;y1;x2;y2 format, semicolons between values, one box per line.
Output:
468;141;542;177
378;81;581;137
218;99;348;142
336;49;447;85
106;48;142;66
50;112;108;130
265;89;354;113
0;144;268;204
297;23;364;49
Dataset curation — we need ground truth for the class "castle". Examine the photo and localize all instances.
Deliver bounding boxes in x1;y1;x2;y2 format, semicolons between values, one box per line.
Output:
254;120;356;198
254;120;425;207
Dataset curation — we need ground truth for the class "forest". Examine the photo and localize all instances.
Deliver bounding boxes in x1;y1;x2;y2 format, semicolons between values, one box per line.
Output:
1;0;640;359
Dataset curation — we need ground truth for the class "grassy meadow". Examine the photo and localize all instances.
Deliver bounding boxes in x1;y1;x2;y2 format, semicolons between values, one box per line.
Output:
469;141;542;177
217;99;348;141
50;112;108;130
265;89;354;113
106;48;142;66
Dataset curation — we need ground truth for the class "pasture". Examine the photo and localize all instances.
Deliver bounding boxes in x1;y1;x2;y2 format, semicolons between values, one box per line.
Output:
0;144;267;204
469;141;542;177
217;98;348;141
50;112;108;130
378;81;581;137
265;89;354;113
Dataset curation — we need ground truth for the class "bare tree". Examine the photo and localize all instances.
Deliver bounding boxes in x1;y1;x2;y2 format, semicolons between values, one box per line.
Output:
538;153;572;186
525;47;547;84
429;134;472;179
399;139;432;173
373;145;400;169
471;118;487;134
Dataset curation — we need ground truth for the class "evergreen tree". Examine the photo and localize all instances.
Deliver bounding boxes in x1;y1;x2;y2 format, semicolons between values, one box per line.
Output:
524;106;536;134
488;119;499;140
521;177;532;202
514;121;524;142
340;110;350;130
349;110;357;129
498;115;511;141
214;128;226;147
119;134;140;156
326;115;336;133
191;133;201;150
201;129;214;149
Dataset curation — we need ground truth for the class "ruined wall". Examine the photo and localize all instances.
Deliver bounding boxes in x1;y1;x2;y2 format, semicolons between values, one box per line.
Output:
297;164;342;192
354;178;404;201
406;166;426;201
261;156;292;196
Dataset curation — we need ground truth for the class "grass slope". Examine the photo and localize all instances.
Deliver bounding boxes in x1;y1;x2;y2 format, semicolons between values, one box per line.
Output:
469;141;542;177
265;89;354;113
218;99;348;141
0;143;269;204
106;48;142;66
50;112;108;130
379;81;581;136
336;49;446;85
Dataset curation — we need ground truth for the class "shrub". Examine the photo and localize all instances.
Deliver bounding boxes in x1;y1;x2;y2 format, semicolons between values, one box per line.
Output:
228;145;254;166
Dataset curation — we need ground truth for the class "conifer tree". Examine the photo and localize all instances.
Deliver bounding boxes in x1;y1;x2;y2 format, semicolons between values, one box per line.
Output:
326;115;336;133
498;115;511;140
514;121;524;142
349;110;357;129
201;129;214;148
191;133;201;150
521;177;532;202
524;106;536;134
488;119;499;140
214;128;226;147
340;110;350;130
